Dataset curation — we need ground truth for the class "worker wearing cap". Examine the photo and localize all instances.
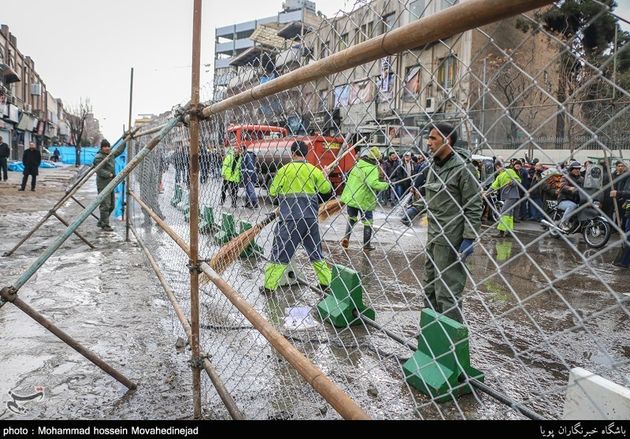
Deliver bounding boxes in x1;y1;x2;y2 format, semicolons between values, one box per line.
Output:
340;147;389;251
261;141;333;293
93;139;124;231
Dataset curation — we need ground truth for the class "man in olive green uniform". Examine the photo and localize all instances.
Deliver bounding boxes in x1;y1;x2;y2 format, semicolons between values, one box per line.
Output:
221;146;242;207
340;147;389;251
262;141;333;294
423;124;481;323
93;139;123;231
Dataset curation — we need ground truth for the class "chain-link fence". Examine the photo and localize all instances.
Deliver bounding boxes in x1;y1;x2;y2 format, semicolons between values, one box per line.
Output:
125;0;630;420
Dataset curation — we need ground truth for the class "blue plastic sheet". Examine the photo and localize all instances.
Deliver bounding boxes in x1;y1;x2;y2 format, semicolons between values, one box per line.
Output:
8;160;57;172
113;147;127;218
51;146;99;165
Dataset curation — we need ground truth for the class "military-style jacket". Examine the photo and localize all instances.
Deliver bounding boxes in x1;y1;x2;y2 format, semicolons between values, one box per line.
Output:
424;149;482;246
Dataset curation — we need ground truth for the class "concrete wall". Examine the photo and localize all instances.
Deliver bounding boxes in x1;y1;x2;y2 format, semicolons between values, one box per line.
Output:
564;367;630;420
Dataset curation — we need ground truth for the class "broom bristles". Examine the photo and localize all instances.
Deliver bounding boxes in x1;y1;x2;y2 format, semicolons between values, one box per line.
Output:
209;223;266;274
318;198;344;221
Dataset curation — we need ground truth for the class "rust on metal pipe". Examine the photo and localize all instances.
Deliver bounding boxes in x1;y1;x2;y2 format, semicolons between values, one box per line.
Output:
0;287;136;390
130;225;244;420
188;0;204;419
51;212;95;249
201;0;553;120
70;196;100;221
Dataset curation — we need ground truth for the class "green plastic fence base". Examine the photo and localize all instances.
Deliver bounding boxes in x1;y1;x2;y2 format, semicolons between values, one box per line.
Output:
317;264;375;328
170;185;182;207
238;221;262;258
402;309;484;403
214;213;236;244
199;206;216;234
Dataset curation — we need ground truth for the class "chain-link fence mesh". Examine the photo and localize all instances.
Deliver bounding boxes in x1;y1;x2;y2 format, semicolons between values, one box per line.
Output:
129;0;630;420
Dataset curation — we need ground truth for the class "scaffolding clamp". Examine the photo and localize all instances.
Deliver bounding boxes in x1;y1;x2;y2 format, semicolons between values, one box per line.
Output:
0;286;17;309
189;352;210;369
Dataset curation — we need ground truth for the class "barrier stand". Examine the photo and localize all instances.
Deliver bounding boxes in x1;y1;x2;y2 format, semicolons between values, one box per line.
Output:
2;134;134;257
0;116;182;390
317;264;375;328
402;309;485;403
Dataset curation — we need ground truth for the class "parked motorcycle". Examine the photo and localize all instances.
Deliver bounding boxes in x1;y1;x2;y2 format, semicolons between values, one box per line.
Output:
540;191;611;249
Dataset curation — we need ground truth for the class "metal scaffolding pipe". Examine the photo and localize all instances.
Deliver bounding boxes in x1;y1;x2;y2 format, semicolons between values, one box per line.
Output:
2;134;130;257
128;191;370;420
130;225;244;420
9;117;181;293
0;287;136;390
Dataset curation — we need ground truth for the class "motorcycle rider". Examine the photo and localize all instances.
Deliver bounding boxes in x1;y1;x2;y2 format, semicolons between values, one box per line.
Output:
557;161;585;231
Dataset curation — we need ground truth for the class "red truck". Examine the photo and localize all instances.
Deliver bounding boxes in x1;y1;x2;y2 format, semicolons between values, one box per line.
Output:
224;124;357;195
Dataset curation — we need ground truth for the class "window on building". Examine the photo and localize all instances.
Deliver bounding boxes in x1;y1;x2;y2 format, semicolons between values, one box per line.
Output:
333;84;350;108
383;13;396;32
440;0;458;10
339;33;349;50
409;0;426;20
437;56;457;90
320;41;329;59
403;65;422;102
357;22;374;43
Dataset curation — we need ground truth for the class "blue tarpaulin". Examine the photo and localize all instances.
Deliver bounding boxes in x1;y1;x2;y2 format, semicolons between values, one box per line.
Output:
51;146;99;165
8;160;58;172
113;147;127;218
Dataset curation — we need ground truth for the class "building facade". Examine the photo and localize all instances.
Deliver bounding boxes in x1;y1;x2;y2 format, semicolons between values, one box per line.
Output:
0;23;93;159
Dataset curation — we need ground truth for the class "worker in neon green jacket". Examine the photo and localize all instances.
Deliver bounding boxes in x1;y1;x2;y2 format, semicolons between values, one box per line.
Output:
261;141;333;294
487;160;521;238
340;147;389;251
221;146;242;207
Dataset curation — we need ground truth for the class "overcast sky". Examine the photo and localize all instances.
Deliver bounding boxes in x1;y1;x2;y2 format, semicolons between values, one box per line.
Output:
1;0;347;140
2;0;629;140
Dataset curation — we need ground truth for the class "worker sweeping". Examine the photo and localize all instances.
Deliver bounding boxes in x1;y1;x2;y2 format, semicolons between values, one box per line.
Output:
340;147;389;251
261;140;333;294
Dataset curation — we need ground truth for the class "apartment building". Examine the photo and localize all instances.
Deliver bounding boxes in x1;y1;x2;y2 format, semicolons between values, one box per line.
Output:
211;0;558;151
0;24;77;159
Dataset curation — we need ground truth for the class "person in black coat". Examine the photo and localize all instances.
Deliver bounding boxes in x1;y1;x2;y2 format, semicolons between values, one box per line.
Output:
0;136;10;181
19;142;41;191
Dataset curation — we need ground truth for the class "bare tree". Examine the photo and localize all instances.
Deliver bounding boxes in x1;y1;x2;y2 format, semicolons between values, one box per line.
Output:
66;98;93;167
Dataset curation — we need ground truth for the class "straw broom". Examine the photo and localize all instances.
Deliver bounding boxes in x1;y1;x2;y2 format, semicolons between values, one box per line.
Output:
206;137;361;275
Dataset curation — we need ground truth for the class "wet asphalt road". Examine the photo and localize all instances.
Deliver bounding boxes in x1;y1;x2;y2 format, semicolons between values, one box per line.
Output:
1;166;628;419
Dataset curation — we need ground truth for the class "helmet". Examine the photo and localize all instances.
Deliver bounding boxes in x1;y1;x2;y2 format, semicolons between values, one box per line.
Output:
568;160;581;170
367;147;382;161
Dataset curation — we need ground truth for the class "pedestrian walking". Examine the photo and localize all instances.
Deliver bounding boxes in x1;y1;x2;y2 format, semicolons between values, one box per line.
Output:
93;139;124;231
339;146;389;251
19;142;41;191
261;141;333;294
423;123;482;323
0;136;9;181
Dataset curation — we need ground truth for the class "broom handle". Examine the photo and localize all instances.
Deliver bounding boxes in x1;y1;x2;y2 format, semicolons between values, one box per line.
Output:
324;138;364;176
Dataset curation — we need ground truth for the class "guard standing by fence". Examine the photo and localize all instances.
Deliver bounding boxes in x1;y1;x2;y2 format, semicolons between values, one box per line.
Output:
261;141;333;294
423;124;481;323
93;139;123;231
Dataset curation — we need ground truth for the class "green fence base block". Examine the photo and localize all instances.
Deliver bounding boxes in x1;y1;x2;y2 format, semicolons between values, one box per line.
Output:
238;221;262;258
199;206;217;234
402;309;484;403
214;213;236;244
170;185;183;207
176;196;189;213
317;264;375;328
